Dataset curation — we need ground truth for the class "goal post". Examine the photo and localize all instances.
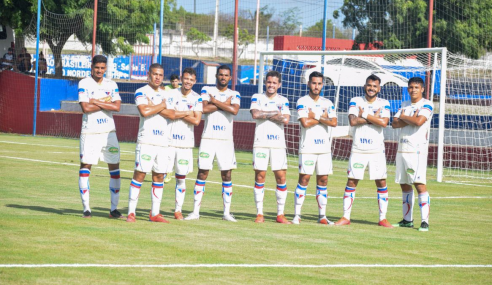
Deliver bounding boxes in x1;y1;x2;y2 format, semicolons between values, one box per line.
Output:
257;47;490;185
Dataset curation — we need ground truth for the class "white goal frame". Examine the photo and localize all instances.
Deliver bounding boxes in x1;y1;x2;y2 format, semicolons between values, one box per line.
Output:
258;48;448;182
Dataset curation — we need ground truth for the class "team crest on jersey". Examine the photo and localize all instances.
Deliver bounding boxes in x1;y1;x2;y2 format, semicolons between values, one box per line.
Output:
135;162;139;168
188;104;193;110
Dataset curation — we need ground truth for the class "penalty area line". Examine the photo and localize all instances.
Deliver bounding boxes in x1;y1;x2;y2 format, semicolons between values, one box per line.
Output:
1;155;491;200
0;263;491;268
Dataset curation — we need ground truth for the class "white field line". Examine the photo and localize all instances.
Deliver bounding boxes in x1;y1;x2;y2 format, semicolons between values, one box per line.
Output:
1;155;491;200
0;263;491;268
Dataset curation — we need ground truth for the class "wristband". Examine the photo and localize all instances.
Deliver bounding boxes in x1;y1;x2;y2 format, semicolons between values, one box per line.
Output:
361;111;369;119
315;113;321;121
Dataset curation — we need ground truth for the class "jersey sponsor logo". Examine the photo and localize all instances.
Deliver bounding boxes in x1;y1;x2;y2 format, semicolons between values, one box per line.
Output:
199;152;210;158
173;134;185;140
353;163;364;169
97;118;109;124
108;147;119;153
406;168;415;175
213;125;226;131
178;159;189;165
304;160;314;166
314;139;325;144
153;129;164;136
359;138;373;144
141;154;151;161
256;152;267;158
267;134;280;140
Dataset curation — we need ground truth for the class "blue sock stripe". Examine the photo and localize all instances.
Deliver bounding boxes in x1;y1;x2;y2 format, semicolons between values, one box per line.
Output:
297;184;307;191
316;185;327;191
345;186;355;191
109;169;120;175
152;182;164;187
255;182;265;188
222;182;232;187
195;179;206;186
277;184;287;190
130;180;142;188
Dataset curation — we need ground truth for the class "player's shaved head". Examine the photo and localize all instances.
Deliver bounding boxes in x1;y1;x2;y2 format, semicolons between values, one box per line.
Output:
149;63;164;73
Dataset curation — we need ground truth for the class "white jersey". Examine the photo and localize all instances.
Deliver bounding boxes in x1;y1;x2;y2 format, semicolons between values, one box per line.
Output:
395;98;434;153
297;95;337;154
349;97;391;153
200;86;241;141
135;85;174;147
167;88;203;148
250;93;291;149
78;77;121;134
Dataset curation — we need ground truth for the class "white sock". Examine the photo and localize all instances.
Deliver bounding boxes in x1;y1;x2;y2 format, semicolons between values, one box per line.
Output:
377;186;389;221
294;184;307;216
174;174;186;212
402;190;414;221
151;182;163;217
109;169;121;211
193;179;205;215
343;186;356;220
418;191;430;224
316;185;328;217
222;181;233;215
128;179;142;215
79;168;91;212
254;182;265;215
276;183;287;216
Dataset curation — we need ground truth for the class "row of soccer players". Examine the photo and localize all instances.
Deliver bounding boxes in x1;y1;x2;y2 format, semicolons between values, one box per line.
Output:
77;55;432;231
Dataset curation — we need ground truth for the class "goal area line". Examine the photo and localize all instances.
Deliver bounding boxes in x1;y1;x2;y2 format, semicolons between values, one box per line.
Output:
0;263;491;268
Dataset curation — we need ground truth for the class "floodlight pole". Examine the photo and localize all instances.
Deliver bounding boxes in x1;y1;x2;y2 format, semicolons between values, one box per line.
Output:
33;0;41;136
92;0;98;58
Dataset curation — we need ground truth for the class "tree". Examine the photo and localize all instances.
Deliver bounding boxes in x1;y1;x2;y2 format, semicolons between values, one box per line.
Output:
186;27;211;58
1;0;160;77
334;0;492;59
304;19;345;38
224;24;255;58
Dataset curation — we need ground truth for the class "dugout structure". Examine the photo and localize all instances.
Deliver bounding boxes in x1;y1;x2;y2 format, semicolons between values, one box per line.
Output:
258;48;492;185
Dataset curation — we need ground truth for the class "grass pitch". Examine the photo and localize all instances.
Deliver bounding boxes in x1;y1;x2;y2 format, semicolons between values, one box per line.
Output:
0;133;491;284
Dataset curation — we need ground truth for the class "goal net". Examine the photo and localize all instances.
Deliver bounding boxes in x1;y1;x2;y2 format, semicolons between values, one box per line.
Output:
258;48;491;185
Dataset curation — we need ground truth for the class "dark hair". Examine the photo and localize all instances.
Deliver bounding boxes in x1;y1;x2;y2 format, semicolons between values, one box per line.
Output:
408;77;425;87
92;55;107;65
216;65;231;75
366;74;381;84
149;63;164;73
265;70;281;83
170;74;179;81
182;67;196;77
309;71;323;81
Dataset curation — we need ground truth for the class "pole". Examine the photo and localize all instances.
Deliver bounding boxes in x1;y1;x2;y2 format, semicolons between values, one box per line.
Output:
426;0;434;100
232;0;239;90
180;28;183;75
33;0;41;136
266;26;269;67
91;0;98;58
321;0;328;90
333;24;335;39
194;0;196;14
299;25;302;37
152;23;156;63
253;0;260;85
213;0;220;58
159;0;163;65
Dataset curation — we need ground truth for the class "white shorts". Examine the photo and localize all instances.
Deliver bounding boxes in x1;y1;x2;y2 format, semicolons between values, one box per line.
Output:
134;143;171;174
299;153;333;176
253;147;287;171
167;147;193;175
197;139;237;171
395;152;428;185
80;132;120;165
347;151;387;180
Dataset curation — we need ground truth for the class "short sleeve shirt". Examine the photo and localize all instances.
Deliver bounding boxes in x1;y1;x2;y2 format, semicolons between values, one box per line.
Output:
349;97;391;153
135;85;174;147
200;86;241;141
296;95;337;154
78;77;121;134
167;88;203;148
250;93;290;149
395;98;434;153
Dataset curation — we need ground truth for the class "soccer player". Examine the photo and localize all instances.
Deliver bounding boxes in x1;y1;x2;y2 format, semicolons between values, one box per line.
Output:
293;71;337;225
185;65;240;222
334;74;393;228
78;55;122;219
126;63;188;223
249;70;292;224
166;67;203;220
391;77;433;232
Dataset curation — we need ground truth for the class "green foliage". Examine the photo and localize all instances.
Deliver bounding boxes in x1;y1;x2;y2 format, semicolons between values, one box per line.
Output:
186;27;211;57
303;19;345;38
334;0;492;58
224;24;255;58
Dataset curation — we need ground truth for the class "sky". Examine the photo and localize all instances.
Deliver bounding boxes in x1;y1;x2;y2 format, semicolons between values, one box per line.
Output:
174;0;345;30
